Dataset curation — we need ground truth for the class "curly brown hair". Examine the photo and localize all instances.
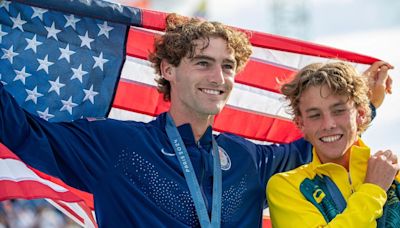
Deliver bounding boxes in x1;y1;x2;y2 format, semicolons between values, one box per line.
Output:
148;13;253;101
281;61;371;133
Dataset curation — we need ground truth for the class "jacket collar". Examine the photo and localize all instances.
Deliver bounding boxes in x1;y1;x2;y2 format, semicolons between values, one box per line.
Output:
154;112;213;151
311;138;370;188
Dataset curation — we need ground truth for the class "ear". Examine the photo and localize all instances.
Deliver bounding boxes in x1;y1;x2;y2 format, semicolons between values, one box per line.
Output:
356;106;367;126
160;59;174;81
294;116;304;131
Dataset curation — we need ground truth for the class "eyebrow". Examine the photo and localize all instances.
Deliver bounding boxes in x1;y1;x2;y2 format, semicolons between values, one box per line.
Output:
304;101;347;113
191;55;237;65
191;55;215;62
331;102;347;109
304;107;319;114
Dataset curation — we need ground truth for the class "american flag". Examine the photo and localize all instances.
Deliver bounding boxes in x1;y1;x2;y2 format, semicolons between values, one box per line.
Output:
0;0;380;227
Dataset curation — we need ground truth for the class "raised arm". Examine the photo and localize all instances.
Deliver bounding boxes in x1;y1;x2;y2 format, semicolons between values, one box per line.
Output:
0;84;107;192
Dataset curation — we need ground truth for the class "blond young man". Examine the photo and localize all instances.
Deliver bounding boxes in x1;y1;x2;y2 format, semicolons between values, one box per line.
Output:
267;62;398;227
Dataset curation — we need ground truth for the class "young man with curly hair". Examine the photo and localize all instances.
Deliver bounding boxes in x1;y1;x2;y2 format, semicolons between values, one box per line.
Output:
267;62;398;227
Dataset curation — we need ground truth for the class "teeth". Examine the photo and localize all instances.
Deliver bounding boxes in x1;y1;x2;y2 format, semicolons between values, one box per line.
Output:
202;89;220;95
320;135;341;143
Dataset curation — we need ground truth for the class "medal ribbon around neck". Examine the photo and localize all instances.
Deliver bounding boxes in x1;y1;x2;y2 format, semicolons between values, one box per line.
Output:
165;113;222;228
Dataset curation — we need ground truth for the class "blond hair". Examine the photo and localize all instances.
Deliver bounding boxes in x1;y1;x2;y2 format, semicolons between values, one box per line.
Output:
281;62;371;133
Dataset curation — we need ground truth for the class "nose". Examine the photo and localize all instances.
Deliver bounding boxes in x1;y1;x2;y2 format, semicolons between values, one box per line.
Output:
321;114;336;130
207;65;225;85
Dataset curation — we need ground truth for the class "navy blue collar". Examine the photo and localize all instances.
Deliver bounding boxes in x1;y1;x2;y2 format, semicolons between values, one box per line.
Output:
155;112;213;151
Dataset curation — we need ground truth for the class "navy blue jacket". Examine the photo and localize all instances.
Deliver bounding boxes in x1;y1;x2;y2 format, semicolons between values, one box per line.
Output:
0;84;312;227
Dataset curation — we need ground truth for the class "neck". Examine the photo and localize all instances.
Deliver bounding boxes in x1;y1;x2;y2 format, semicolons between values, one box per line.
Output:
317;138;361;171
342;139;361;170
318;147;354;171
341;153;350;171
168;108;214;142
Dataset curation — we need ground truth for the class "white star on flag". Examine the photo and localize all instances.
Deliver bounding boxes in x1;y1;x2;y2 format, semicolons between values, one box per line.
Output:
2;45;19;64
83;85;99;104
37;108;55;121
93;52;108;71
45;22;61;40
58;44;75;63
37;55;54;74
64;14;80;30
11;13;27;31
25;35;42;53
13;67;31;85
48;77;66;95
79;31;94;49
25;87;44;104
0;0;126;124
60;96;78;115
31;6;48;20
0;25;6;43
0;0;11;11
71;64;88;83
97;21;113;38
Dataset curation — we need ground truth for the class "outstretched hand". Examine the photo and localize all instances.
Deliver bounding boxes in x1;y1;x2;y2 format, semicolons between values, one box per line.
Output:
365;150;399;191
363;61;394;108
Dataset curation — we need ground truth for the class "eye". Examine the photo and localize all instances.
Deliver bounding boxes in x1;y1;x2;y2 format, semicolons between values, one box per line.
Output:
333;109;346;115
223;64;234;70
196;61;209;67
307;114;320;120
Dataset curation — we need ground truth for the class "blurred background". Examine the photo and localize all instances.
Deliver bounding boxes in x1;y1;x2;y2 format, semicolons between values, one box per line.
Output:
1;0;399;227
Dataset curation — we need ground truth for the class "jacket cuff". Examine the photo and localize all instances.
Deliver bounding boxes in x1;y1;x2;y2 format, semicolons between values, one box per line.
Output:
369;103;376;120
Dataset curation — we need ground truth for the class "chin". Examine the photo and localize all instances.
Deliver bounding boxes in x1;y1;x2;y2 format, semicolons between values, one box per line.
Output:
203;105;223;115
207;109;221;115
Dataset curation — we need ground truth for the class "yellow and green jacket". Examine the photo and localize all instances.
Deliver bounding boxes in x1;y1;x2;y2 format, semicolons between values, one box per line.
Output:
266;139;398;227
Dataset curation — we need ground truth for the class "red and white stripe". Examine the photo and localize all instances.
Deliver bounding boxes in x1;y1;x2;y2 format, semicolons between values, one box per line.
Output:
0;143;97;227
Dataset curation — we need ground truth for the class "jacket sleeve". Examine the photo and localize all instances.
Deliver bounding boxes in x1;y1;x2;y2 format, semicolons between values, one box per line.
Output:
0;83;108;192
266;174;387;228
257;138;313;187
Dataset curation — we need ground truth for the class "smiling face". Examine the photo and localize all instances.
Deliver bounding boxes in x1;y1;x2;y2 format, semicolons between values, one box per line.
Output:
296;85;365;167
163;37;237;119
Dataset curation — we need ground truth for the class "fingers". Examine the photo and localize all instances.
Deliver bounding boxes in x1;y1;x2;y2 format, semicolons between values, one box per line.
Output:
373;150;398;164
366;61;394;108
364;61;393;76
386;75;393;94
371;61;394;70
372;150;385;157
365;61;383;75
375;63;393;90
383;150;398;164
365;61;393;80
376;65;389;84
367;150;399;191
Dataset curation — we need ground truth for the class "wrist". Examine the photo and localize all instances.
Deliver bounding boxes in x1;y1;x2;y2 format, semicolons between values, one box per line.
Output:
369;102;377;120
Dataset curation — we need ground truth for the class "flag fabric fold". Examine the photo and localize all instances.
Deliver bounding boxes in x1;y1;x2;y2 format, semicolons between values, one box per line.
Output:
0;0;380;226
